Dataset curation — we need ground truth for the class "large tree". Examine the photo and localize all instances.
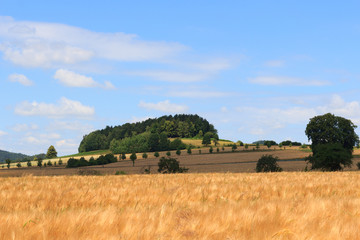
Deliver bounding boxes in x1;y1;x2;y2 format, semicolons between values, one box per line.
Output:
305;113;359;171
46;145;58;159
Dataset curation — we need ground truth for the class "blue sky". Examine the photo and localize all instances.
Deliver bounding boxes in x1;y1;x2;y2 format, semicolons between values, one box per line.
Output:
1;1;360;155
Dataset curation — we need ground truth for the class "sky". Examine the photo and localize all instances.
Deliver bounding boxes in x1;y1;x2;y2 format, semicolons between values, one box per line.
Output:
1;0;360;156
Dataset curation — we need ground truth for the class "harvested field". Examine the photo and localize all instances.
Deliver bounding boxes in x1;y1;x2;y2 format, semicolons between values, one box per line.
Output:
1;172;360;239
1;149;360;177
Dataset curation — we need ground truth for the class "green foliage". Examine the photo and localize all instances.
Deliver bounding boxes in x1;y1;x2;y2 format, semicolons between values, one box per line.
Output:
37;158;42;168
121;153;126;160
306;143;352;171
46;145;57;159
110;133;150;154
166;151;171;157
237;141;244;146
176;149;181;156
67;153;117;168
202;132;212;146
58;159;63;165
187;147;192;154
256;155;283;172
77;169;101;176
222;146;225;151
27;160;32;167
357;162;360;170
130;153;137;166
232;144;237;152
256;143;260;149
6;159;11;168
245;144;249;149
79;114;217;152
142;152;148;159
47;161;53;166
280;140;301;146
199;149;201;154
169;138;186;150
209;146;213;153
216;147;219;153
16;162;21;168
154;152;160;158
305;113;359;171
157;157;188;174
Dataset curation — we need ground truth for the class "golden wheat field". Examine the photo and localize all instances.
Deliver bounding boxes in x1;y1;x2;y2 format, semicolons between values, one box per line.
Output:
1;172;360;240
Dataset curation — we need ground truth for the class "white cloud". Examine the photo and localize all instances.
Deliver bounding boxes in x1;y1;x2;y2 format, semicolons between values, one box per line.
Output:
130;116;152;123
0;130;7;136
47;121;94;133
221;106;228;113
167;90;230;98
53;69;115;89
14;97;95;118
0;17;186;68
264;60;285;67
249;76;330;86
126;70;209;82
56;139;78;148
11;123;38;132
138;100;188;113
8;73;33;86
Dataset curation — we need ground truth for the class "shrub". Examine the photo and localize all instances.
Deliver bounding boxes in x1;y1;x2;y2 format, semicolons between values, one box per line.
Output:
58;159;63;165
232;144;237;152
245;144;249;149
170;138;186;150
16;162;21;168
187;147;192;154
209;146;213;153
27;160;32;167
154;152;160;158
47;161;53;166
115;170;126;175
157;157;188;174
166;151;171;157
256;155;283;172
217;147;219;153
142;152;148;159
176;149;181;156
121;153;126;160
199;149;201;154
222;146;225;151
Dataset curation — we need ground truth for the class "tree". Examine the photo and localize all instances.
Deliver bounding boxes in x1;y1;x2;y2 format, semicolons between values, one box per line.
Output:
130;153;137;167
121;153;126;160
157;157;188;173
232;144;237;152
27;160;32;167
166;151;171;157
47;161;53;166
305;113;359;171
154;152;160;158
16;162;21;168
256;155;282;172
187;147;192;154
58;159;63;166
245;144;249;150
5;159;11;169
209;146;213;153
266;141;271;149
202;132;212;146
46;145;57;159
256;143;260;150
176;149;181;156
37;158;42;168
142;152;148;159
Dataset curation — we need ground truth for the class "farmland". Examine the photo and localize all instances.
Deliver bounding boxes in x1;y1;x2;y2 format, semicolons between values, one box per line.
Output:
1;172;360;239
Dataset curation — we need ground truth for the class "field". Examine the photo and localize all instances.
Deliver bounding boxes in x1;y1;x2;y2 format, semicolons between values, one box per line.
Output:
1;172;360;239
1;148;360;177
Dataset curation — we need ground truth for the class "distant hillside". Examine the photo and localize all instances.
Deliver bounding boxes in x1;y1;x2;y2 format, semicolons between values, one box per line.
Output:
0;150;29;163
79;114;218;153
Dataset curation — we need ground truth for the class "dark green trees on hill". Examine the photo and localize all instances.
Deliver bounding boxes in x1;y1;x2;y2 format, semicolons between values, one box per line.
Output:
79;114;217;153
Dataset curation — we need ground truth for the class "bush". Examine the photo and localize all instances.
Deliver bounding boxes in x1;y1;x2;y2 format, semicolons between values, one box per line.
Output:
58;159;63;165
115;170;126;175
47;161;53;166
130;153;137;166
187;147;192;154
16;162;21;168
170;138;186;150
357;162;360;170
27;160;32;167
166;151;171;157
157;157;188;174
142;152;148;159
232;144;237;152
209;146;213;153
121;153;126;160
154;152;160;158
216;147;219;153
256;155;283;172
176;149;181;156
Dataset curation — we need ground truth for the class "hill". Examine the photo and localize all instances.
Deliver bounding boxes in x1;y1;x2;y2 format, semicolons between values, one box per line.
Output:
78;114;218;153
0;150;29;163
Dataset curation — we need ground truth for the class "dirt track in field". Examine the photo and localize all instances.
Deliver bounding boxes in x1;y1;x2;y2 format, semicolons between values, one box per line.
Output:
1;148;360;177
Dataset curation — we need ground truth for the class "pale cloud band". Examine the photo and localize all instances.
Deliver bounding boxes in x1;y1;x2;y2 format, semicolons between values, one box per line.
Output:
249;76;330;86
138;100;188;113
14;97;95;118
0;16;186;68
8;73;33;86
54;69;115;89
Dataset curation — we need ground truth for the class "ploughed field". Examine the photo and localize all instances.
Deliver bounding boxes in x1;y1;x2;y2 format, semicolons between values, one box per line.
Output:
1;172;360;239
1;149;310;177
1;148;360;177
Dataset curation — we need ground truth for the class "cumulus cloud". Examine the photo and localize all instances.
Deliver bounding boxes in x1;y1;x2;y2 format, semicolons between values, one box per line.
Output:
14;97;95;118
138;100;188;113
0;17;186;68
8;73;33;86
249;76;330;86
54;69;115;89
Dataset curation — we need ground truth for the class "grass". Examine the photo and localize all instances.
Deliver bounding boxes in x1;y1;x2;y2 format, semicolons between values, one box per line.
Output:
1;172;360;239
60;149;111;158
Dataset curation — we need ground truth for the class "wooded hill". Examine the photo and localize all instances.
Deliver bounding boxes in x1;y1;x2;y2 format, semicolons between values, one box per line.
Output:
0;149;29;163
78;114;218;153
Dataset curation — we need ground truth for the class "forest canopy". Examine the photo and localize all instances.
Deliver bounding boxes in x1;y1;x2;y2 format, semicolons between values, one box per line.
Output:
78;114;217;153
